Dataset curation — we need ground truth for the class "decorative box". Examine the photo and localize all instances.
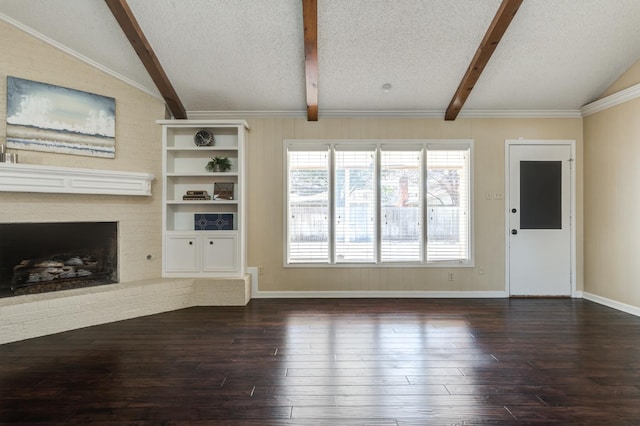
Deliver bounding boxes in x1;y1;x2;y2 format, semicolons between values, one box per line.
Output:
194;213;234;231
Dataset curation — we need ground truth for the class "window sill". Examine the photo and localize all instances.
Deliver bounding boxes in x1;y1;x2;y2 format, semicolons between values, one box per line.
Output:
284;262;474;268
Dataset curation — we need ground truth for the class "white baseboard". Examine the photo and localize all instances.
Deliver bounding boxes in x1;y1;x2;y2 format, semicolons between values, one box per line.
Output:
253;290;508;299
247;267;507;298
247;266;259;298
582;292;640;317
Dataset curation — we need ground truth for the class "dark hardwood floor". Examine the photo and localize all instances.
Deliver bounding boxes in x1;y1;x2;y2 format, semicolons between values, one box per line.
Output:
2;298;640;425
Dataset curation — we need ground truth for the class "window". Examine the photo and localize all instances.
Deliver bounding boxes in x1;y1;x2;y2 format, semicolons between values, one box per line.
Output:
426;148;471;263
381;149;422;262
287;149;329;263
335;148;376;262
286;141;472;266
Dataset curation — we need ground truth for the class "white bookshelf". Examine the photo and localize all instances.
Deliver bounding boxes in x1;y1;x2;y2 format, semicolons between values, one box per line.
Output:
158;120;248;278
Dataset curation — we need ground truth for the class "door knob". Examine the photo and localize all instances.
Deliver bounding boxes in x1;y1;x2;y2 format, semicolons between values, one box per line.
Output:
511;229;518;235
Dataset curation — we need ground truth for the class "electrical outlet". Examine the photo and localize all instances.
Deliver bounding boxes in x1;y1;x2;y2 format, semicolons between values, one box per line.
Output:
258;265;264;275
494;192;504;200
448;272;454;281
479;266;485;275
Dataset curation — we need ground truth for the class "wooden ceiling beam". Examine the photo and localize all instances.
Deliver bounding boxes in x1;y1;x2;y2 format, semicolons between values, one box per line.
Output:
302;0;319;121
105;0;187;119
445;0;523;121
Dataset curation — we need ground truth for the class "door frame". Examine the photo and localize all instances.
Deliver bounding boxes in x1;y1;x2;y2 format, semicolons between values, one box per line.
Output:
504;140;577;297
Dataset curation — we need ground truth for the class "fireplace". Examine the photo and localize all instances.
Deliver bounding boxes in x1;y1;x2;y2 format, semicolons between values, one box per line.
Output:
0;222;118;298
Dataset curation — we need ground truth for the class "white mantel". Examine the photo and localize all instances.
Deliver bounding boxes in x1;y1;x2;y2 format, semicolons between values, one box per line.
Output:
0;162;154;196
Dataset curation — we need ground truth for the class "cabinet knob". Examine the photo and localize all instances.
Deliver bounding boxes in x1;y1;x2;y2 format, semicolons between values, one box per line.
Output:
209;241;214;245
188;241;193;245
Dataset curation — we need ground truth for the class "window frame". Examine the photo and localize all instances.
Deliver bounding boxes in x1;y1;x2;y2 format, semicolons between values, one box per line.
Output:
284;139;474;268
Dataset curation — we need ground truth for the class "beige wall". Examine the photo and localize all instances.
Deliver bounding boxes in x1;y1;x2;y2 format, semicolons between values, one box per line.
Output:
584;89;640;307
1;18;589;297
246;117;583;293
0;20;166;283
599;59;640;99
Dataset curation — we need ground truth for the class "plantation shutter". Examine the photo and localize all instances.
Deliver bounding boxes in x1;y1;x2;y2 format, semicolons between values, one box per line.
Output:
334;146;376;263
380;148;423;262
426;146;471;263
287;147;330;263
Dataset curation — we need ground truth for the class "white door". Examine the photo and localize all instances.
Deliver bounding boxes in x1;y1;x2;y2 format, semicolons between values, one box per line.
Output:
507;143;572;296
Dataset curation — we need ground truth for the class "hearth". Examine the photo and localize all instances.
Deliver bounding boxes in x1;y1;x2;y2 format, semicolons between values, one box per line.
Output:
0;222;118;298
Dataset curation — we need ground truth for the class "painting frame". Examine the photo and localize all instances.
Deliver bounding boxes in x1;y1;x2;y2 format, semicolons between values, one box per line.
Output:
6;76;116;158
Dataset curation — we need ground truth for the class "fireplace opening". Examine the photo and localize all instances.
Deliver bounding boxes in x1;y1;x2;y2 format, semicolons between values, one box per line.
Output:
0;222;118;298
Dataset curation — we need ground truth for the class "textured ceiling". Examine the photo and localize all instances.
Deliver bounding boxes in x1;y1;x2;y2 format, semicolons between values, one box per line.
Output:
1;0;640;118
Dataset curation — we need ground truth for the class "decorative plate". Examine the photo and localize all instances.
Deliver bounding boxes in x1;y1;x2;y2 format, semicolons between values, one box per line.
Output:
194;129;214;146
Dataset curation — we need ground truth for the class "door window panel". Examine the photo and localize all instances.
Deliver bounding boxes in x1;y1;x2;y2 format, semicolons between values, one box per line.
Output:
520;161;561;229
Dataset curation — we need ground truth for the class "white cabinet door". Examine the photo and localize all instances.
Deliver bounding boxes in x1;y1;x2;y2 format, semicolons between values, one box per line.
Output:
202;235;237;272
165;235;200;272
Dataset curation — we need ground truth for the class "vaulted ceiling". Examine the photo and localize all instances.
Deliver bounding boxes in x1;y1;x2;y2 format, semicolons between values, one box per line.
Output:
1;0;640;120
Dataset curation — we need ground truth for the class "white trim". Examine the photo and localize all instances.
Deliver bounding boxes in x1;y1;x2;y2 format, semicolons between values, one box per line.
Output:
459;110;582;119
247;266;259;299
504;140;577;297
321;110;445;118
581;83;640;117
188;109;583;120
156;119;250;130
0;12;162;101
583;292;640;318
188;110;307;119
0;163;154;196
253;290;508;299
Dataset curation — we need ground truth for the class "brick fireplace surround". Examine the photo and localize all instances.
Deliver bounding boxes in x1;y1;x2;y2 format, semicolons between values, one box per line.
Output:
0;276;251;345
0;163;251;345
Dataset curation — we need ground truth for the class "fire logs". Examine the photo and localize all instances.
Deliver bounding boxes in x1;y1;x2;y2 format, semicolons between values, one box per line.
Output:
12;254;99;289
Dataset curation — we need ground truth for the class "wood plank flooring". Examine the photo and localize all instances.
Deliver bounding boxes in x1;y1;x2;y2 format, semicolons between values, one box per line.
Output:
2;298;640;424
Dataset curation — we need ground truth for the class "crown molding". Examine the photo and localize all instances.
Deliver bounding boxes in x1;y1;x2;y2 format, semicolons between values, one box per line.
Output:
189;109;582;120
459;109;582;118
187;110;307;120
0;12;162;101
581;83;640;117
320;110;446;118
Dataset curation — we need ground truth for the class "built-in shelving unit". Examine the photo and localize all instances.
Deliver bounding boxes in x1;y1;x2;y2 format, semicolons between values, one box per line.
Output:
158;120;249;278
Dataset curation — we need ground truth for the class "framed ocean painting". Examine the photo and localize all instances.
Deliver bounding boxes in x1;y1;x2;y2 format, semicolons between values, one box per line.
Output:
6;76;116;158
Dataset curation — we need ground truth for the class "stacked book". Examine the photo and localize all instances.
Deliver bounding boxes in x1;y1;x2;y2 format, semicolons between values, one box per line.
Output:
182;190;211;201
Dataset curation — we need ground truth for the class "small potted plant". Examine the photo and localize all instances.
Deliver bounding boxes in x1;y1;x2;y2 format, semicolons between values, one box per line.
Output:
206;156;232;172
